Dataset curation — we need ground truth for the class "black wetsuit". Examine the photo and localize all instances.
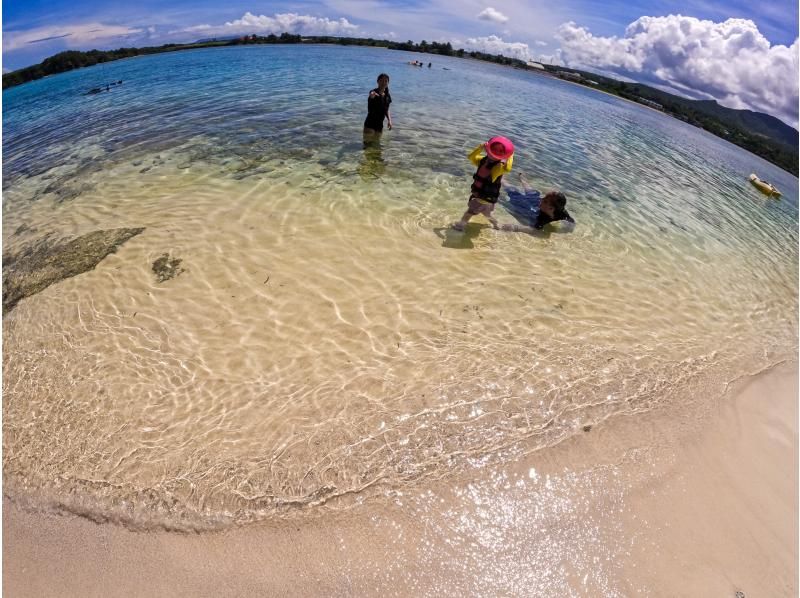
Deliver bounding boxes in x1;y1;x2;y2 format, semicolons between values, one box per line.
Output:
534;207;574;229
504;189;575;229
364;87;392;132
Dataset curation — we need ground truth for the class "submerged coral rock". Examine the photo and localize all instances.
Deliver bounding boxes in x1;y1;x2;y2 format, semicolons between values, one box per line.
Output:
152;253;185;283
2;227;145;314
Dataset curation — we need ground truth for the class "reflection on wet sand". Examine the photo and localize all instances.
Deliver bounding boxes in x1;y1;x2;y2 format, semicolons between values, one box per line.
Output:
359;132;386;180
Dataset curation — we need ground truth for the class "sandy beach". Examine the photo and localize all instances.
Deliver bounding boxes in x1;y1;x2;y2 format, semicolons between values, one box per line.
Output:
4;361;796;597
3;43;797;598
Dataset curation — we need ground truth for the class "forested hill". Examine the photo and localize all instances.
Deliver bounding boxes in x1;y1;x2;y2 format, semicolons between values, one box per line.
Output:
552;67;798;174
581;73;797;148
691;100;797;147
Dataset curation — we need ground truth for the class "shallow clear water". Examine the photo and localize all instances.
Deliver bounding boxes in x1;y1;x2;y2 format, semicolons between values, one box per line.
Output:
3;45;798;529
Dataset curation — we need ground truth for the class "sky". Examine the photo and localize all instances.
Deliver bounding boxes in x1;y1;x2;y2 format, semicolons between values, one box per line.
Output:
3;0;799;127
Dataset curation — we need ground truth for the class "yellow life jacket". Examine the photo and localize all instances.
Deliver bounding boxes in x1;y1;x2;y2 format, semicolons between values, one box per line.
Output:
468;144;513;182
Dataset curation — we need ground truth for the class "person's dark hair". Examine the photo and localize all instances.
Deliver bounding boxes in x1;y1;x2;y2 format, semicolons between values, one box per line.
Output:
547;191;567;211
377;73;390;83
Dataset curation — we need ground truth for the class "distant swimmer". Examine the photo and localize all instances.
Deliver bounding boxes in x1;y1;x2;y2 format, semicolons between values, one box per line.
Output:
501;173;575;232
85;81;123;95
428;62;432;68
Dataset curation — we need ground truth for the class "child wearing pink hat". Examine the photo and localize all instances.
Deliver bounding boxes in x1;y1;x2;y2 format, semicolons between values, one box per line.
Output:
453;136;514;231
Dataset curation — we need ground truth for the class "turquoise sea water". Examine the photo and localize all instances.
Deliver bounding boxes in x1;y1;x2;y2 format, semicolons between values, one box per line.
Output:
3;45;798;529
5;45;799;231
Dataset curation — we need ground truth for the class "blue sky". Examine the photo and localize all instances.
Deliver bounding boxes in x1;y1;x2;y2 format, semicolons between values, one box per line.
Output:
3;0;799;125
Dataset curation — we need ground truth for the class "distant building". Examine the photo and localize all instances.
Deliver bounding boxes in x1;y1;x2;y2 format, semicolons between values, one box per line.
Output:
527;61;545;70
636;97;663;111
555;71;582;81
586;80;599;85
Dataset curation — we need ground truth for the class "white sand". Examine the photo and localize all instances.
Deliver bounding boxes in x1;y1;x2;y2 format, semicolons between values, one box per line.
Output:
4;362;797;597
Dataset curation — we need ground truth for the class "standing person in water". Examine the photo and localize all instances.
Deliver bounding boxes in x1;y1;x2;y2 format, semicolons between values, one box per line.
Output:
453;136;514;231
363;73;393;136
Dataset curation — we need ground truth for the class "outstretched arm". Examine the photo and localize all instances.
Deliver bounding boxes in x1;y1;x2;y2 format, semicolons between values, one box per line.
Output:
468;144;484;166
501;153;513;174
560;211;576;230
501;223;536;234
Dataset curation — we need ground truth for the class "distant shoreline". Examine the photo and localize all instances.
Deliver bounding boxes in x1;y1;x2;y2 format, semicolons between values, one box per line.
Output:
4;38;797;176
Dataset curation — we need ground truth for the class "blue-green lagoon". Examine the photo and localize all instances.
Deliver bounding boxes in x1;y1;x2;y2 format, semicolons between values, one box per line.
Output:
3;45;798;531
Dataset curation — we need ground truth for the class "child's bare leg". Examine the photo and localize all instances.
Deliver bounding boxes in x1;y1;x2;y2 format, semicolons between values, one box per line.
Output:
518;172;532;193
453;211;473;231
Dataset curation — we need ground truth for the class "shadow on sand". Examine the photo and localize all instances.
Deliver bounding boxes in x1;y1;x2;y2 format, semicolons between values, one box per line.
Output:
433;223;492;249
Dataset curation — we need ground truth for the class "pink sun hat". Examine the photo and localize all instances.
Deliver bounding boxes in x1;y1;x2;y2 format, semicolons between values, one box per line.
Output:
485;136;514;161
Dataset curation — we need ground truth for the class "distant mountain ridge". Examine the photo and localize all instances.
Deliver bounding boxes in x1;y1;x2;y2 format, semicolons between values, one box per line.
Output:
565;69;798;144
625;88;797;148
553;67;798;173
193;35;241;44
691;100;797;147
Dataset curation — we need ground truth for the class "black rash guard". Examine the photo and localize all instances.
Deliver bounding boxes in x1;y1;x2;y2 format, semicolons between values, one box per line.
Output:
533;207;574;229
364;88;392;131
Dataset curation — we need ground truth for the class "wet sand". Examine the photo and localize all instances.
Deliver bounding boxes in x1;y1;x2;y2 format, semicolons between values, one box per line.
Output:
4;361;797;597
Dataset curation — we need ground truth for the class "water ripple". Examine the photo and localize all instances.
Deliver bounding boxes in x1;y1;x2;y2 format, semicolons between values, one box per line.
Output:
2;45;797;529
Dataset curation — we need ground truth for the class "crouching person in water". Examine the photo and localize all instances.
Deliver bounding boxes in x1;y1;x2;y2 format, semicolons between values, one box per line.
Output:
453;136;514;231
501;173;575;232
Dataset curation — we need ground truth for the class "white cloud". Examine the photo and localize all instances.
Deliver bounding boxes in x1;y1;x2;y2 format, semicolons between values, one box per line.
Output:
176;24;211;34
477;7;509;25
173;12;358;38
557;15;799;127
537;50;564;66
464;35;531;61
534;40;547;47
4;23;144;52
